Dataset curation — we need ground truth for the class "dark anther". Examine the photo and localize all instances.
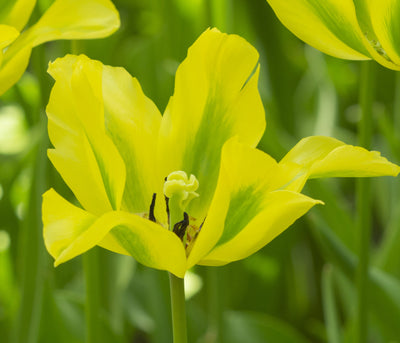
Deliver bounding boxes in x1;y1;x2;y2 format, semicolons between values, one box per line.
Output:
149;193;157;222
173;212;189;240
165;195;170;223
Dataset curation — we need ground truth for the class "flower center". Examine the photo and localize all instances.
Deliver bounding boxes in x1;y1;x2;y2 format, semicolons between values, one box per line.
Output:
163;171;199;245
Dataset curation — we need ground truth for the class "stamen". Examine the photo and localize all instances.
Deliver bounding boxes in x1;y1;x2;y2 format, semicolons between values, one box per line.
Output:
149;193;157;222
173;212;189;240
165;194;170;223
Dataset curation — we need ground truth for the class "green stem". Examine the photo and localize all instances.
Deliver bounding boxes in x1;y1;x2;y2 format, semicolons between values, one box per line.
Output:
205;268;223;343
169;273;187;343
355;61;375;343
83;248;102;343
13;122;47;343
394;72;400;138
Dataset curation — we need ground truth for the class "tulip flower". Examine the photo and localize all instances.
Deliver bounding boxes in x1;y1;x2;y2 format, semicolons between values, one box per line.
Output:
265;0;400;70
0;0;120;95
42;29;399;278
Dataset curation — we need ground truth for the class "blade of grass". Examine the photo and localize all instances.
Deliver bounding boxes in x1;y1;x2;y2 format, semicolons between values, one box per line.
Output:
309;213;400;337
322;265;341;343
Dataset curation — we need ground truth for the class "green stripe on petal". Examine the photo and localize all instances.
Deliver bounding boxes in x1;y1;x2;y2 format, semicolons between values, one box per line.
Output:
102;65;162;215
43;189;187;277
200;190;321;266
280;136;400;182
47;55;126;215
158;28;265;219
187;138;311;269
266;0;370;60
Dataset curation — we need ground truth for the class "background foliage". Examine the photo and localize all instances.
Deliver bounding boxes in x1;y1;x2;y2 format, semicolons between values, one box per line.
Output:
1;0;399;342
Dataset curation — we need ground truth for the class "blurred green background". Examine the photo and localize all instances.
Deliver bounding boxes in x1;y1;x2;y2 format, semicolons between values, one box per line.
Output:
1;0;400;342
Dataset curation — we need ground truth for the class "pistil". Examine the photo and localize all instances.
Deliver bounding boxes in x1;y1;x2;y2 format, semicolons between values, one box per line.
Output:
163;171;199;245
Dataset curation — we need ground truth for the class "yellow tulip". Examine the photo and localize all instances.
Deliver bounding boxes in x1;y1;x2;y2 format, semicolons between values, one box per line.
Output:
42;29;399;278
266;0;400;70
0;0;120;95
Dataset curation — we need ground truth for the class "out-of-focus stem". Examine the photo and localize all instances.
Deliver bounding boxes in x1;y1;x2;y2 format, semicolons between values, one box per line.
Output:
83;248;102;343
355;61;375;343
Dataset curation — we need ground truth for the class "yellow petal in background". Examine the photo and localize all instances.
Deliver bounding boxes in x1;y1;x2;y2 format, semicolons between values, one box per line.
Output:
367;0;400;67
266;0;370;60
0;0;120;96
158;28;265;219
0;0;36;31
0;25;20;71
47;55;126;215
353;0;400;70
24;0;120;47
0;25;19;49
0;46;31;95
43;189;187;277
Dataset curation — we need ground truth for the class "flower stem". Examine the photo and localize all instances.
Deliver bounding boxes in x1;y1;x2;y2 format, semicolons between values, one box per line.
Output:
169;273;187;343
355;61;375;343
83;248;102;343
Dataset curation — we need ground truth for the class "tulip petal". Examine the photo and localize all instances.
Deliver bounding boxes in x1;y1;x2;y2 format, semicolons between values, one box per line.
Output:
158;28;265;219
21;0;119;47
280;136;400;181
0;25;23;94
0;0;119;95
368;0;400;66
0;0;36;31
47;55;126;215
101;65;162;215
0;46;31;95
190;139;320;267
266;0;370;60
43;189;187;278
0;25;19;49
187;138;314;268
201;190;320;266
353;0;400;70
